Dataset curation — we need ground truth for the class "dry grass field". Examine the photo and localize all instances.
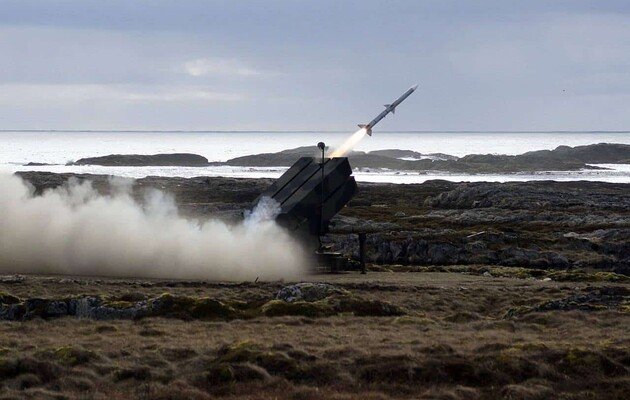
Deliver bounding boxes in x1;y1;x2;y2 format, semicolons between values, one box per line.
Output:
1;270;628;400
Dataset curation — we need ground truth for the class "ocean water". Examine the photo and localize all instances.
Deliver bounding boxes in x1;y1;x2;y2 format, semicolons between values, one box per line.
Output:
1;130;629;183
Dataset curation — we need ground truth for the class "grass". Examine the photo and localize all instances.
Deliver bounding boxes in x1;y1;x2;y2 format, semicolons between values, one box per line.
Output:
0;271;628;399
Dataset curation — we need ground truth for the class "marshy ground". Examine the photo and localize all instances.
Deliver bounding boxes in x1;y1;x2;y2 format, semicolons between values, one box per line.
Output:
1;271;628;399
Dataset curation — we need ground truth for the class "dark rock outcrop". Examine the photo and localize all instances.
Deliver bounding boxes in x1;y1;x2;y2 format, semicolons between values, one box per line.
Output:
14;172;630;274
222;143;630;173
72;153;210;166
61;143;630;173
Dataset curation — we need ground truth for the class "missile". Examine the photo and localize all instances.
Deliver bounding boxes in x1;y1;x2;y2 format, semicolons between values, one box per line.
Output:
358;84;418;136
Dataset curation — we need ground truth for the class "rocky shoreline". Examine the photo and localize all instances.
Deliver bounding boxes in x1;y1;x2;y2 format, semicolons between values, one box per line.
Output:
16;171;630;275
31;142;630;174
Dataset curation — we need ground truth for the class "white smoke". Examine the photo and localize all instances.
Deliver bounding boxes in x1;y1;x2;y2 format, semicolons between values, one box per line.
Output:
243;196;282;227
0;174;306;281
330;128;368;157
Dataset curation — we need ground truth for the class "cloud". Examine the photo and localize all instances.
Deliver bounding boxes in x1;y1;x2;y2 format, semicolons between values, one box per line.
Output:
0;84;244;105
182;58;261;77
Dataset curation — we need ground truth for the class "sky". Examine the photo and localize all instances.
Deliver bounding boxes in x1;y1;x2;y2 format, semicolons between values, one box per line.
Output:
1;0;629;131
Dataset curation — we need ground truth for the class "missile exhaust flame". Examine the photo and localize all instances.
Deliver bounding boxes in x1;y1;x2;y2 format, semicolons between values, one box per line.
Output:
330;84;418;158
330;128;367;158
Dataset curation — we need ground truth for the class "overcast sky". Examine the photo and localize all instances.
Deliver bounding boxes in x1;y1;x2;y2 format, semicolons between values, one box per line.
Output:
1;1;629;131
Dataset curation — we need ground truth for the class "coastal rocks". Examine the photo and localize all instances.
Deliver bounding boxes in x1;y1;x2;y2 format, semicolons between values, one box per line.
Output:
40;143;630;173
263;293;405;318
72;153;210;167
222;143;630;173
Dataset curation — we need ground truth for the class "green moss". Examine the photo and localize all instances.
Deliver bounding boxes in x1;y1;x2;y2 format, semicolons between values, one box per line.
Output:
149;293;239;320
191;298;239;319
548;270;629;283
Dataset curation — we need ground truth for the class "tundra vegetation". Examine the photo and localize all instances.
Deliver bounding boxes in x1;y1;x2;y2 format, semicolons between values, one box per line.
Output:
0;172;627;399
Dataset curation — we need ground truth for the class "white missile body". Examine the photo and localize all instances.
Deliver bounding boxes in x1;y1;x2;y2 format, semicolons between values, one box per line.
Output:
358;84;418;136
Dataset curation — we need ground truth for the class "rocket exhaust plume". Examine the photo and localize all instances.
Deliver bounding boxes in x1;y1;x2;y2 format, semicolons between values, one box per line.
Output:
330;128;368;158
330;84;418;158
0;174;306;280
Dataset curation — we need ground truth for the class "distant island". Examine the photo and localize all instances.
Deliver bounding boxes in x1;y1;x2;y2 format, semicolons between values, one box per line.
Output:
71;153;210;167
43;143;630;174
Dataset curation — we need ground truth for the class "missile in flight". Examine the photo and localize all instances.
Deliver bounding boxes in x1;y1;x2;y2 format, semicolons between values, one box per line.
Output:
358;84;418;136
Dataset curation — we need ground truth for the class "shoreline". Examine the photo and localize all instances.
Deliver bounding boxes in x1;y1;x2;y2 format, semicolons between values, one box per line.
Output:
5;163;630;184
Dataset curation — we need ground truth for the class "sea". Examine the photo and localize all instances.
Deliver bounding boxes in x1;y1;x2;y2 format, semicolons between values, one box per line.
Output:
1;131;629;183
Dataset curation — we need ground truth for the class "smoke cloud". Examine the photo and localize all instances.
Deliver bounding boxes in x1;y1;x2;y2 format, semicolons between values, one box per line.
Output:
0;174;306;280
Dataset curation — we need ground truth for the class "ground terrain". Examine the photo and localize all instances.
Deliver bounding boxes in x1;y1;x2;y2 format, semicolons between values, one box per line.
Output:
1;272;629;400
0;172;628;399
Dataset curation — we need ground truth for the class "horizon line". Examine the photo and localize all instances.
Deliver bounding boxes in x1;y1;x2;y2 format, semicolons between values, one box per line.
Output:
1;129;629;134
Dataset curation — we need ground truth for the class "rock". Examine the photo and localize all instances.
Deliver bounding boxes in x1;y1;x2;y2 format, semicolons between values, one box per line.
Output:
0;303;25;320
72;153;210;167
15;171;630;273
46;301;68;318
276;283;347;303
223;143;630;173
328;215;399;233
